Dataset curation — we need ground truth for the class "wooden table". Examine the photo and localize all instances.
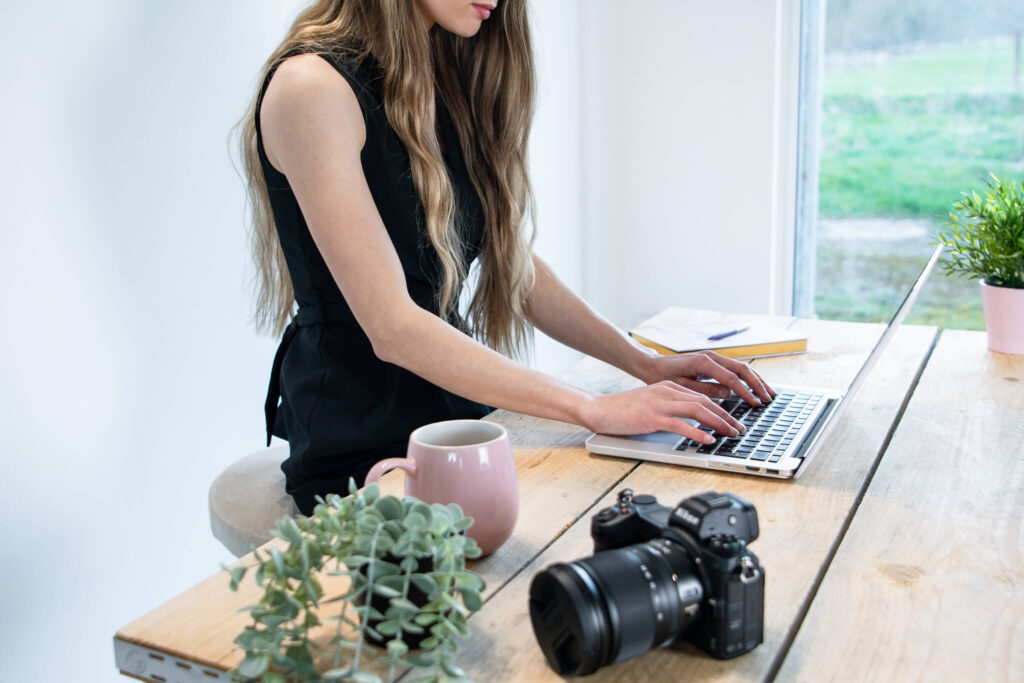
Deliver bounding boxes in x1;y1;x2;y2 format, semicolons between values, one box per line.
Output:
777;330;1024;682
114;311;1020;682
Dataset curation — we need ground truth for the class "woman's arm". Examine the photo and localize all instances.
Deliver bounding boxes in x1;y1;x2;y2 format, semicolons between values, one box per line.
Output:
526;254;774;404
259;54;744;443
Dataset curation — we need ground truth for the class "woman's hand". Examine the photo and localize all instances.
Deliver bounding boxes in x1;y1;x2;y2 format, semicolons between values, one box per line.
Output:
635;351;776;405
578;381;746;444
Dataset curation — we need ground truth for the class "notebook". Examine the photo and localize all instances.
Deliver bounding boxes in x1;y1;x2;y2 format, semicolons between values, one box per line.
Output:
630;319;807;359
585;245;942;479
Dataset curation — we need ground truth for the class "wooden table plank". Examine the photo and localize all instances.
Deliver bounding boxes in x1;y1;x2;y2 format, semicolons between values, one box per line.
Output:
776;330;1024;682
452;322;939;682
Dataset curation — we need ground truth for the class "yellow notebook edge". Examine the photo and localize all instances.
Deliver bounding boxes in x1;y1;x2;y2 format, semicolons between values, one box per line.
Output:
630;333;808;359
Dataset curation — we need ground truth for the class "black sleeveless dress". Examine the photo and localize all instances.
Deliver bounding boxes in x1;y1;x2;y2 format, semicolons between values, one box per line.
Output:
257;51;492;515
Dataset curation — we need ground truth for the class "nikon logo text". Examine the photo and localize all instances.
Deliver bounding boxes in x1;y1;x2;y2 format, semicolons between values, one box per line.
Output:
675;508;700;526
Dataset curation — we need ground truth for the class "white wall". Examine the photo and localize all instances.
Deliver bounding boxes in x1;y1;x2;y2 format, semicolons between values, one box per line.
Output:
0;1;796;680
579;0;800;329
0;2;306;681
528;2;586;373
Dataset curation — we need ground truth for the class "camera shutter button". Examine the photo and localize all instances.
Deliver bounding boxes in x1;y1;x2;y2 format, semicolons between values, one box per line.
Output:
633;494;657;505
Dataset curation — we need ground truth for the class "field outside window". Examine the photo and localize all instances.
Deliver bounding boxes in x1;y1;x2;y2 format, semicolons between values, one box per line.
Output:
812;0;1024;328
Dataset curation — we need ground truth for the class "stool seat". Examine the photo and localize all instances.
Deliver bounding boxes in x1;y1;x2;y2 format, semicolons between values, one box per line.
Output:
209;445;299;557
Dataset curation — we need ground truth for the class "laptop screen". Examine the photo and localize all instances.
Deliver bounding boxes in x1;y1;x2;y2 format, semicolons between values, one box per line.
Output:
802;244;943;463
839;244;943;403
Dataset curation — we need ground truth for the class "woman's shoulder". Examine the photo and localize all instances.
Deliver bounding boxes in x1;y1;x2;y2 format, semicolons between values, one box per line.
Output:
260;51;371;169
264;49;380;123
272;47;381;103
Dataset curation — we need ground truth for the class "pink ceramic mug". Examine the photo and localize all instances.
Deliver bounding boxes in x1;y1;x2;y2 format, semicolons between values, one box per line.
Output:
365;419;519;556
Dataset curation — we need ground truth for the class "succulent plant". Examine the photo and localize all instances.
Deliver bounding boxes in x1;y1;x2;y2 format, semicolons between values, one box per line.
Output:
227;480;484;683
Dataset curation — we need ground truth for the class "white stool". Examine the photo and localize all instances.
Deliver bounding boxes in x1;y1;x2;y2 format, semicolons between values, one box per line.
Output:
208;445;300;557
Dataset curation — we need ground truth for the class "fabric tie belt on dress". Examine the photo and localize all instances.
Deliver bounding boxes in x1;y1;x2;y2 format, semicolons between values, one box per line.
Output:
263;302;356;446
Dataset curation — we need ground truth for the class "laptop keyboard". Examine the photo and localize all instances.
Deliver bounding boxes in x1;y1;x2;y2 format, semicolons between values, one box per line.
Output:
675;390;825;463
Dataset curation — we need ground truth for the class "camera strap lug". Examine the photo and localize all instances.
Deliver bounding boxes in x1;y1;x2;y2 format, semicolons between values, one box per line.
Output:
739;555;760;584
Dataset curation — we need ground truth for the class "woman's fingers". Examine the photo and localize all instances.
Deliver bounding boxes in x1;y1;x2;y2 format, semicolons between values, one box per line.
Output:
675;376;732;400
657;381;743;436
713;354;775;401
586;379;755;439
685;403;741;437
687;356;762;405
659;417;718;444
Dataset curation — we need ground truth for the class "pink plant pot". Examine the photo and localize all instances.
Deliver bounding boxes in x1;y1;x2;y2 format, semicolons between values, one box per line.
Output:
981;281;1024;355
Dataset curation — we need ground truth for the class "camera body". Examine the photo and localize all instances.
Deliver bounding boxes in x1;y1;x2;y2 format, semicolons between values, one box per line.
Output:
590;489;765;660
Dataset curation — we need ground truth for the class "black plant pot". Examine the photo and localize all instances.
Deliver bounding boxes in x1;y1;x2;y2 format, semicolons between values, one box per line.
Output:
357;553;434;650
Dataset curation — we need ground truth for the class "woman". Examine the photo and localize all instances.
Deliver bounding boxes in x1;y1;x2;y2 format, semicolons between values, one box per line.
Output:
242;0;774;514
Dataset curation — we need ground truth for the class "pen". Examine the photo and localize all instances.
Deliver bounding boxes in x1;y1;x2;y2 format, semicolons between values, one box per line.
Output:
707;324;751;341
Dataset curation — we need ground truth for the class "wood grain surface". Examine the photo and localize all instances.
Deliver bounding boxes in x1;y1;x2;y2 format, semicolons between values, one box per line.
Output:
114;310;939;682
776;330;1024;682
450;321;939;682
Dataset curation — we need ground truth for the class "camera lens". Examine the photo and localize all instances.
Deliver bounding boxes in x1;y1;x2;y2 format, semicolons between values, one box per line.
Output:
529;538;705;676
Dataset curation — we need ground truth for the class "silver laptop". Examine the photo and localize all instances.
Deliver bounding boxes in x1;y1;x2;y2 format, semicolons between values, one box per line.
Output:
585;245;942;479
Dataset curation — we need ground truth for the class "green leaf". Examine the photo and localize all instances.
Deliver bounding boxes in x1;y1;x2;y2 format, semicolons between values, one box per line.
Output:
344;555;372;568
442;659;467;678
228;565;246;590
235;653;269;679
387;638;409;657
264;673;286;683
414;613;438;626
362;483;381;505
429;505;452;532
463;539;482;560
374;575;402;593
375;619;402;636
404;511;427;530
410;573;438;596
372;583;401;598
375;533;395;553
373;495;404;520
410;501;432;521
388;597;419;613
269;547;285;577
452;615;471;637
459;588;483;612
454;571;485;591
276;516;303;544
260;615;290;628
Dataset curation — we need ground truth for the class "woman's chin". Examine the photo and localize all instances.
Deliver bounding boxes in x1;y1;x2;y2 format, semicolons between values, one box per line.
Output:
439;18;484;38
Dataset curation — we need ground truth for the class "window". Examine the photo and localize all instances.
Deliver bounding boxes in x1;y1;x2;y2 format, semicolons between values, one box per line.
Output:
796;0;1024;327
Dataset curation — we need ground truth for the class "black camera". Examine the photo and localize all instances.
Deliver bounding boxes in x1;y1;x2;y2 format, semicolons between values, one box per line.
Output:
528;489;764;676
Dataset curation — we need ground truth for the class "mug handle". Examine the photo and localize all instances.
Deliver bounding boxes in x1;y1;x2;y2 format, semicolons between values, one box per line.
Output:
365;458;417;485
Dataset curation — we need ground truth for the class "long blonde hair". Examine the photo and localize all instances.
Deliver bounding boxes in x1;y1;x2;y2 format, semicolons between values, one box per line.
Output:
240;0;536;358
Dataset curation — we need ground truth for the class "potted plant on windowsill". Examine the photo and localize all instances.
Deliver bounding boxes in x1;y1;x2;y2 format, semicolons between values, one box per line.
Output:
226;480;485;683
936;174;1024;355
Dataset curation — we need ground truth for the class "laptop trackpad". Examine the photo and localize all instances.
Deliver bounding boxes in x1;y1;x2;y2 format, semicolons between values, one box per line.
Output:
626;431;684;447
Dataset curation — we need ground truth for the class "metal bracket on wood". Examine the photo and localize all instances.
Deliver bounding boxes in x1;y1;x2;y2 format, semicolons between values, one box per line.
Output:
113;638;233;682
